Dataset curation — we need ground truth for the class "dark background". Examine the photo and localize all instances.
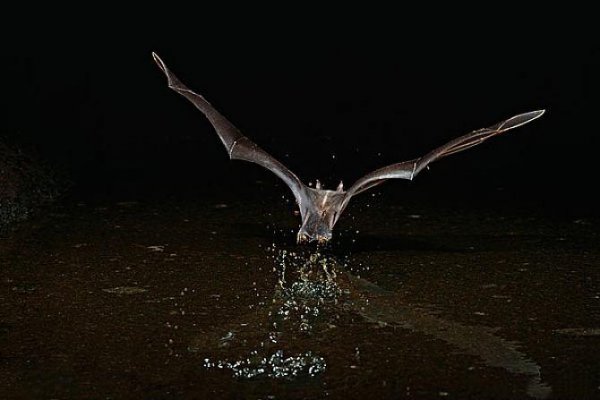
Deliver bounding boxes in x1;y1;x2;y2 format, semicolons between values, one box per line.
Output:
2;33;598;215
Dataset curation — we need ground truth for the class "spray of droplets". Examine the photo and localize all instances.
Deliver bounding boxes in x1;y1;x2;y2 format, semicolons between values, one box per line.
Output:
203;247;348;379
204;349;326;379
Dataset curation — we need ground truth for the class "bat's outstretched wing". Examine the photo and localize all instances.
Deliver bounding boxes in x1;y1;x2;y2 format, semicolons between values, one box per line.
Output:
152;52;306;206
345;110;545;198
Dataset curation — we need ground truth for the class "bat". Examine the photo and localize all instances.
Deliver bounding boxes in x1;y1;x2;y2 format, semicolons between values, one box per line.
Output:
152;53;545;245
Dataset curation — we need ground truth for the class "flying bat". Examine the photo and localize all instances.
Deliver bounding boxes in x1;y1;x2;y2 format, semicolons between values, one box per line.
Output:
152;53;544;244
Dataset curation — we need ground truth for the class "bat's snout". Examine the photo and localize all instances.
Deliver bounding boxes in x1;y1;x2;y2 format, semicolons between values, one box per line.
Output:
297;201;339;245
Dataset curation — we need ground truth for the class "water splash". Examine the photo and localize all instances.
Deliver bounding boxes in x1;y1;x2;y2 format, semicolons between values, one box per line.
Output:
201;248;343;379
204;349;326;379
199;247;551;397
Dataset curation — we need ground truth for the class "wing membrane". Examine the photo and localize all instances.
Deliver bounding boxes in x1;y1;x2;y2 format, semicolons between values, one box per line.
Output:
346;110;545;197
153;53;306;206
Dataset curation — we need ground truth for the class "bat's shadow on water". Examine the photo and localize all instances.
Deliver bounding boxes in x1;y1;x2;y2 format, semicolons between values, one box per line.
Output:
191;247;552;399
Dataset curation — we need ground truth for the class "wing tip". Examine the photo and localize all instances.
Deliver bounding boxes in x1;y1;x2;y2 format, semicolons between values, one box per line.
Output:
152;52;167;75
528;109;546;120
498;109;546;131
151;52;182;90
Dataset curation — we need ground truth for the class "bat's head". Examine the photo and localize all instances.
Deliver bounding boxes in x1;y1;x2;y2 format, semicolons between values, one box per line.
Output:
297;185;347;245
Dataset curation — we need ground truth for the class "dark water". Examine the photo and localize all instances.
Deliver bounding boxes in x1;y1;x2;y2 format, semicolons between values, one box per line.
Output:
1;188;599;399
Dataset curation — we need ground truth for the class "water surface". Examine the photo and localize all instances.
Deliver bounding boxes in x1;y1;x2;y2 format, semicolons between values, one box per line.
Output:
1;188;598;399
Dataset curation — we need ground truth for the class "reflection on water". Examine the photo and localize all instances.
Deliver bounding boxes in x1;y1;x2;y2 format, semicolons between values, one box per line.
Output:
196;247;551;398
347;274;552;399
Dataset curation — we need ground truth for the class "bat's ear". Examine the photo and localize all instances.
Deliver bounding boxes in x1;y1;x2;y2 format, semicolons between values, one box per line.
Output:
316;180;322;190
337;181;344;192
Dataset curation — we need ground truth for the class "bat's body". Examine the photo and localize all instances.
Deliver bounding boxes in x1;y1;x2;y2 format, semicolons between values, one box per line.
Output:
153;53;545;244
